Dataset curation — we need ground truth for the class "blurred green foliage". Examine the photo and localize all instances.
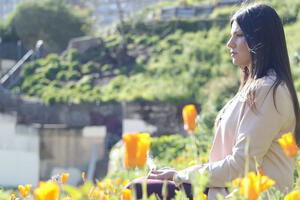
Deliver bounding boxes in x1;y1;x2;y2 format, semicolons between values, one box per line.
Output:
0;189;9;200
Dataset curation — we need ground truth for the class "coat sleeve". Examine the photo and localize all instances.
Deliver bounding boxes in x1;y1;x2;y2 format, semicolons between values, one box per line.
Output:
205;83;292;187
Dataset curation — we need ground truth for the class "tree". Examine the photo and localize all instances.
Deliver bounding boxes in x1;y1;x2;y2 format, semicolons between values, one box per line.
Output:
2;0;93;53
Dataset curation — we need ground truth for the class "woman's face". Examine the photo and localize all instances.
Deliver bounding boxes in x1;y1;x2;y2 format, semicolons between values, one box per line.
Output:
227;21;251;68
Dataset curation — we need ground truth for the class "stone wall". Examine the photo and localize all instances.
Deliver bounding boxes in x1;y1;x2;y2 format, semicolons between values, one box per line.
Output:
0;88;201;184
0;87;198;137
0;89;122;185
0;113;39;187
39;126;107;183
0;112;108;186
123;101;200;136
0;88;122;134
0;86;198;137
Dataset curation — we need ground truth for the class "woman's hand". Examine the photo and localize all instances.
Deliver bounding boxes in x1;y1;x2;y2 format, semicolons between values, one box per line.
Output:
147;167;178;181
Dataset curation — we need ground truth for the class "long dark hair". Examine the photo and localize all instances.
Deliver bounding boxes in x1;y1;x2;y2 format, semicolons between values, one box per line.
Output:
231;3;300;146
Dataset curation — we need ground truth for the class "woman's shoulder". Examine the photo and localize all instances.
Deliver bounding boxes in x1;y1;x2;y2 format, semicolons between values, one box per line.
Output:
253;69;277;87
255;72;289;96
239;71;290;103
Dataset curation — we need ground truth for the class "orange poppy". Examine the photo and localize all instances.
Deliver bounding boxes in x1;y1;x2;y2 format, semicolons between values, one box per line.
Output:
18;184;31;197
232;171;275;200
284;190;300;200
82;172;86;182
278;132;298;157
61;173;69;184
34;181;60;200
182;104;198;134
122;189;131;200
10;193;15;200
123;132;151;168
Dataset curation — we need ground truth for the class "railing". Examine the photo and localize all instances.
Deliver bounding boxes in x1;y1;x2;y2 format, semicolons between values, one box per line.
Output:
0;49;33;89
160;5;214;19
159;0;243;20
217;0;243;6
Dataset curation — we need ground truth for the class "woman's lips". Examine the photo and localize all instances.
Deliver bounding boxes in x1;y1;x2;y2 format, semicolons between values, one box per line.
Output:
231;52;237;57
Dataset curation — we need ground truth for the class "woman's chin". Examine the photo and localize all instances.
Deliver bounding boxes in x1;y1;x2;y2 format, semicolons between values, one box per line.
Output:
232;60;245;67
232;59;239;66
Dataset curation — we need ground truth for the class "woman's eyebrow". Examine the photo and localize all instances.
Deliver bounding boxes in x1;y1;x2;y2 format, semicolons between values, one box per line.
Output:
231;30;243;35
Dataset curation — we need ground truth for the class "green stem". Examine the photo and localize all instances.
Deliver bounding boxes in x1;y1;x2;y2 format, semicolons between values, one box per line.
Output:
244;137;250;197
142;177;147;200
191;133;198;161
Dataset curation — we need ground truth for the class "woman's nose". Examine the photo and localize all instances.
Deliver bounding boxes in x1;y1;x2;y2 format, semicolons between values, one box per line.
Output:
227;37;235;48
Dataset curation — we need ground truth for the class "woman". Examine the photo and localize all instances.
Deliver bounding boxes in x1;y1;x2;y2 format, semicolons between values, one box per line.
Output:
126;3;300;199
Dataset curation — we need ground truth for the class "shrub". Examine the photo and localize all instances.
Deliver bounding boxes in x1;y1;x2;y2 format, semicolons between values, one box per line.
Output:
6;0;91;52
101;64;113;72
65;71;81;81
0;0;93;52
81;61;100;74
56;71;68;81
44;63;61;80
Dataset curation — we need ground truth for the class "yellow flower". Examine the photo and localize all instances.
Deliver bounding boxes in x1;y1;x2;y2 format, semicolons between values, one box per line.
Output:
241;173;259;200
97;182;104;190
233;172;275;200
10;193;15;200
102;193;109;200
284;190;300;200
200;157;207;163
202;192;207;200
278;132;298;157
106;182;113;192
257;168;263;176
61;173;69;184
25;184;32;190
123;132;151;168
34;181;60;200
188;160;197;166
182;104;198;134
176;156;186;162
104;178;112;184
122;189;131;200
185;146;189;152
89;187;103;199
122;179;130;187
136;133;151;167
232;177;242;187
82;172;86;182
256;172;275;192
115;177;122;186
193;192;207;200
18;184;31;197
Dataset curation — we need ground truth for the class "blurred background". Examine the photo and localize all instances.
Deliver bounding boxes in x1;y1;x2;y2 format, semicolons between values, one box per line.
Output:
0;0;299;189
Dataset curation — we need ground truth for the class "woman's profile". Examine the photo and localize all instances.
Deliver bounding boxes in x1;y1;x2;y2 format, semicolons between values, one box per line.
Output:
125;3;300;199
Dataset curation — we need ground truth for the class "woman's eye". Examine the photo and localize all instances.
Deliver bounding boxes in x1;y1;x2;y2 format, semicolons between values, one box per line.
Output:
236;34;244;37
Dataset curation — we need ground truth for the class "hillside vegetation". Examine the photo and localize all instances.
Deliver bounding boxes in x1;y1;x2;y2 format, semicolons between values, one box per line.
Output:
14;0;300;121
